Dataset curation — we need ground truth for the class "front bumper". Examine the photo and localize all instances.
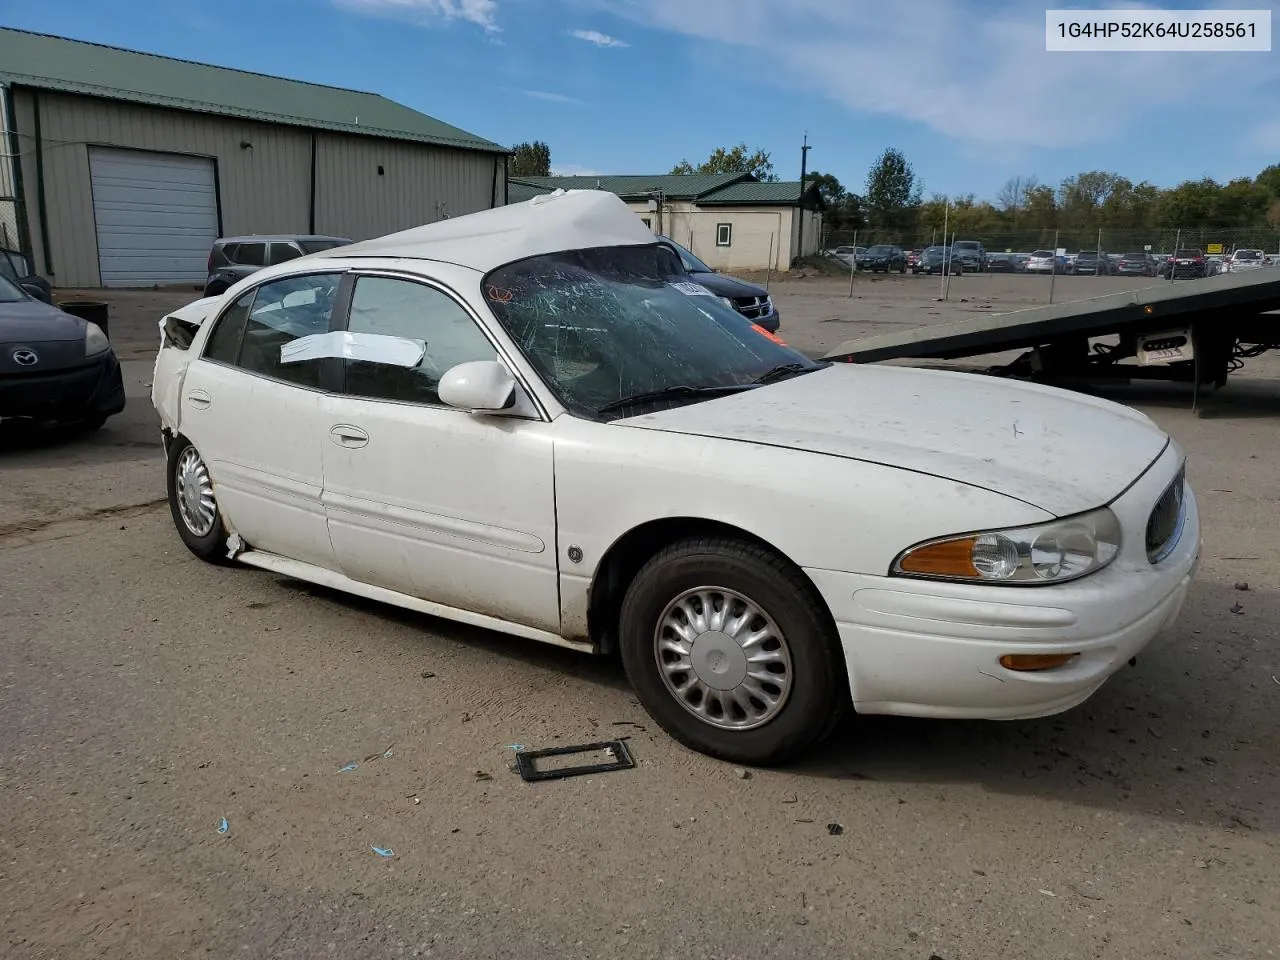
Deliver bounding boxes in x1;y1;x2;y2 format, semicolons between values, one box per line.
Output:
806;445;1199;720
0;350;126;421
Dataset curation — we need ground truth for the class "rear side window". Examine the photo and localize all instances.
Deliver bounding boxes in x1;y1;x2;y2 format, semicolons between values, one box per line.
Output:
236;274;344;388
268;242;303;266
298;239;347;254
0;251;16;280
204;290;255;364
233;242;267;266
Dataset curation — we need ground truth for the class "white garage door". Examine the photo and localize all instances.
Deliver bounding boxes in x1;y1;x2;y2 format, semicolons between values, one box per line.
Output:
89;148;218;286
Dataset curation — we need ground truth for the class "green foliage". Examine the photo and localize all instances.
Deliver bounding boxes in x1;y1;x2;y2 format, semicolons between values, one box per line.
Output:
671;143;778;181
864;148;922;237
510;141;551;178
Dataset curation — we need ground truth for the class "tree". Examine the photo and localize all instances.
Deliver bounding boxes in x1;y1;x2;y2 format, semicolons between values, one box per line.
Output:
510;141;551;177
804;170;846;207
864;148;921;235
804;170;864;232
996;175;1039;226
671;143;777;181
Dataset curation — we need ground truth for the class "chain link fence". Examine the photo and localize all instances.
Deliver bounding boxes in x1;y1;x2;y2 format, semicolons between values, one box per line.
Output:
823;225;1280;256
0;198;20;250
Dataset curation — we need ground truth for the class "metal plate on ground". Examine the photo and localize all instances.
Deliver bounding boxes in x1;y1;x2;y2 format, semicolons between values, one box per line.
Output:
514;740;635;782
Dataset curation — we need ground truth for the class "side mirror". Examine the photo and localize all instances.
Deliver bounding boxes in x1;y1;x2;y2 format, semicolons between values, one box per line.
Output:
439;360;516;412
19;281;50;303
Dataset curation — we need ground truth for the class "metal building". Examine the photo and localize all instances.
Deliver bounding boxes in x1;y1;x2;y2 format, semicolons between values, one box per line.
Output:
0;28;508;288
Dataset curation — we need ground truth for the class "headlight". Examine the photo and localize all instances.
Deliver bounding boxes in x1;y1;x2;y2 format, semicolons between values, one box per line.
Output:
893;507;1121;585
84;321;110;357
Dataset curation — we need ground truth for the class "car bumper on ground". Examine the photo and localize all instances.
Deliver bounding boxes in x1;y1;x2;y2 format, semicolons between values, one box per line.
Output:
806;446;1199;721
0;350;126;422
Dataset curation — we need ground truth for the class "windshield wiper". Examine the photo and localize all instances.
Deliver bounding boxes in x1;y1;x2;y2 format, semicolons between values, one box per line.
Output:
597;383;755;415
752;362;820;385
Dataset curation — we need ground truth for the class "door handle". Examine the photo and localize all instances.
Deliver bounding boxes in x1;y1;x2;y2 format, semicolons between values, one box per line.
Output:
330;424;369;449
187;389;211;410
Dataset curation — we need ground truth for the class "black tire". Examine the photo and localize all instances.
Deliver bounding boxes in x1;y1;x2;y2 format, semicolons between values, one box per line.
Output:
618;536;847;766
166;436;232;564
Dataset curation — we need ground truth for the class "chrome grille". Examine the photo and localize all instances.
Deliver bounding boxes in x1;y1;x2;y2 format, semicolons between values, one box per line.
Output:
734;296;770;319
1146;464;1186;564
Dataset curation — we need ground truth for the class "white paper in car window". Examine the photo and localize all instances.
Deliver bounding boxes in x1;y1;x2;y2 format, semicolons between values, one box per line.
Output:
280;330;426;367
670;281;715;297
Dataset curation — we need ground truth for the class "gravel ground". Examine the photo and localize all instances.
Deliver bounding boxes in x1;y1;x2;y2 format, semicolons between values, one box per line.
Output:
2;277;1277;960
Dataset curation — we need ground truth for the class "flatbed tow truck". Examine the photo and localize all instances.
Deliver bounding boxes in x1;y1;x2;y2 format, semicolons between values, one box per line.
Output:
824;268;1280;411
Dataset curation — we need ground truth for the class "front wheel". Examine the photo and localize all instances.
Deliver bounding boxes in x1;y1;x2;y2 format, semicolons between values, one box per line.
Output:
167;436;232;563
619;536;846;765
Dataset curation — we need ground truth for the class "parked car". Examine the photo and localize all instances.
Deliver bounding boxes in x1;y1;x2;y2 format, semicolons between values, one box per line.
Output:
917;245;964;275
0;247;53;303
0;273;125;428
827;245;865;266
986;253;1020;273
1169;248;1208;279
205;235;351;297
905;249;922;272
951;240;986;273
855;244;907;273
1205;255;1226;277
1227;248;1266;272
151;189;1199;766
1116;252;1156;277
658;237;780;333
1024;250;1059;275
1071;251;1113;276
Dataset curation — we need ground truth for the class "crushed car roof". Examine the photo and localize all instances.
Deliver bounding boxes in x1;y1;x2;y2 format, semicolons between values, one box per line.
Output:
329;190;657;273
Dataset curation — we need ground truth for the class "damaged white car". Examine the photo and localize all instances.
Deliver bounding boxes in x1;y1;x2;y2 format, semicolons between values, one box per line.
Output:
152;190;1199;765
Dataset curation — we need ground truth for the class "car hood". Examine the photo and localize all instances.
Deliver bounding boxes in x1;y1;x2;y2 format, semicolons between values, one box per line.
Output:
0;299;86;342
686;271;767;298
620;365;1168;516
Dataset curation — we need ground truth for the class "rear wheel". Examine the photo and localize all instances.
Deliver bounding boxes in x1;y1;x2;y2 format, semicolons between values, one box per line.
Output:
618;536;846;766
167;436;231;563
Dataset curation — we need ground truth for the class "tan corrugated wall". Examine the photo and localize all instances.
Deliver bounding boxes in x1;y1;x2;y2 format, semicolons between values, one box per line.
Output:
313;131;495;242
11;89;502;286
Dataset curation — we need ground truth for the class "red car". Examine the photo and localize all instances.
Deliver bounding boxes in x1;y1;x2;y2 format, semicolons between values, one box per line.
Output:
906;250;922;273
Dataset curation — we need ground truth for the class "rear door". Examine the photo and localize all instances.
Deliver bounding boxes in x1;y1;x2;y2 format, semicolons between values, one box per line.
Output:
178;271;347;569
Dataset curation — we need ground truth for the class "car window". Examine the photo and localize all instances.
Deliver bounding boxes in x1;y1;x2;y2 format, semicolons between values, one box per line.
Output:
268;242;303;266
341;275;498;406
203;289;256;364
298;239;347;254
0;274;25;302
1235;250;1260;260
483;244;824;420
0;251;15;280
236;273;343;388
233;242;267;266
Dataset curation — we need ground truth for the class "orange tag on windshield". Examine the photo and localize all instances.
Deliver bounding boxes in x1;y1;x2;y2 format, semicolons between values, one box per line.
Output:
754;325;787;345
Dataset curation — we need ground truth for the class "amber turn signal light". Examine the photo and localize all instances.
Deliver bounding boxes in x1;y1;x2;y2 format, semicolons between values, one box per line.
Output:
998;653;1079;672
897;537;978;577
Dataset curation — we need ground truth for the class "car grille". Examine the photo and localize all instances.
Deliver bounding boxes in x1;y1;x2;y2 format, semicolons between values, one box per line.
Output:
1146;464;1187;564
734;296;771;319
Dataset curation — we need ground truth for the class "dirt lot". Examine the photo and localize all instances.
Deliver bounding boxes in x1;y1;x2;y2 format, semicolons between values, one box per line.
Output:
2;276;1278;960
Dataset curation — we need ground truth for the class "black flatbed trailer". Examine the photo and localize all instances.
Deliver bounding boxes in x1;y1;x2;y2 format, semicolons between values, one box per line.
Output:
824;269;1280;407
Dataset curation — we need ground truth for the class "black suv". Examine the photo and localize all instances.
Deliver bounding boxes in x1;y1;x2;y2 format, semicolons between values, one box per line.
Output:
951;240;986;273
855;244;907;273
1071;250;1113;276
657;237;780;333
205;235;351;297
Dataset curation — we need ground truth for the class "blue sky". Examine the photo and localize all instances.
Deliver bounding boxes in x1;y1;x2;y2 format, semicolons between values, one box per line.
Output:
5;0;1278;199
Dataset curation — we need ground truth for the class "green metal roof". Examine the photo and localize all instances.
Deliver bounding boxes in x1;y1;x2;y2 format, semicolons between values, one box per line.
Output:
507;174;821;208
509;173;750;201
695;181;823;206
0;28;506;154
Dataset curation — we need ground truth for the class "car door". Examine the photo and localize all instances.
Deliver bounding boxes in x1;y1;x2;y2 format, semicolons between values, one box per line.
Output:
178;271;347;569
320;271;561;634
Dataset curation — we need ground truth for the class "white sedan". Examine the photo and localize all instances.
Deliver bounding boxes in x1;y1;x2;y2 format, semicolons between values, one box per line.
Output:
152;190;1199;765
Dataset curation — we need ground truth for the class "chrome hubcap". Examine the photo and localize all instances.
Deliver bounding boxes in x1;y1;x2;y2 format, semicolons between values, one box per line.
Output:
175;446;217;537
654;587;793;731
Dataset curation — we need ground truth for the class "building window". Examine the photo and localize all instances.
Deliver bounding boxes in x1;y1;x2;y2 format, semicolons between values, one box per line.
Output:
716;223;733;247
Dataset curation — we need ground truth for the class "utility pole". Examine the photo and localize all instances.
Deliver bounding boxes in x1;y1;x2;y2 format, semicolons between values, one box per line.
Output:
799;134;811;257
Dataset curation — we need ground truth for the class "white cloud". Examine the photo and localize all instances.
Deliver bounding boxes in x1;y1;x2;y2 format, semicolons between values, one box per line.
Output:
571;29;629;48
550;163;604;176
610;0;1280;151
332;0;498;33
521;89;586;105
